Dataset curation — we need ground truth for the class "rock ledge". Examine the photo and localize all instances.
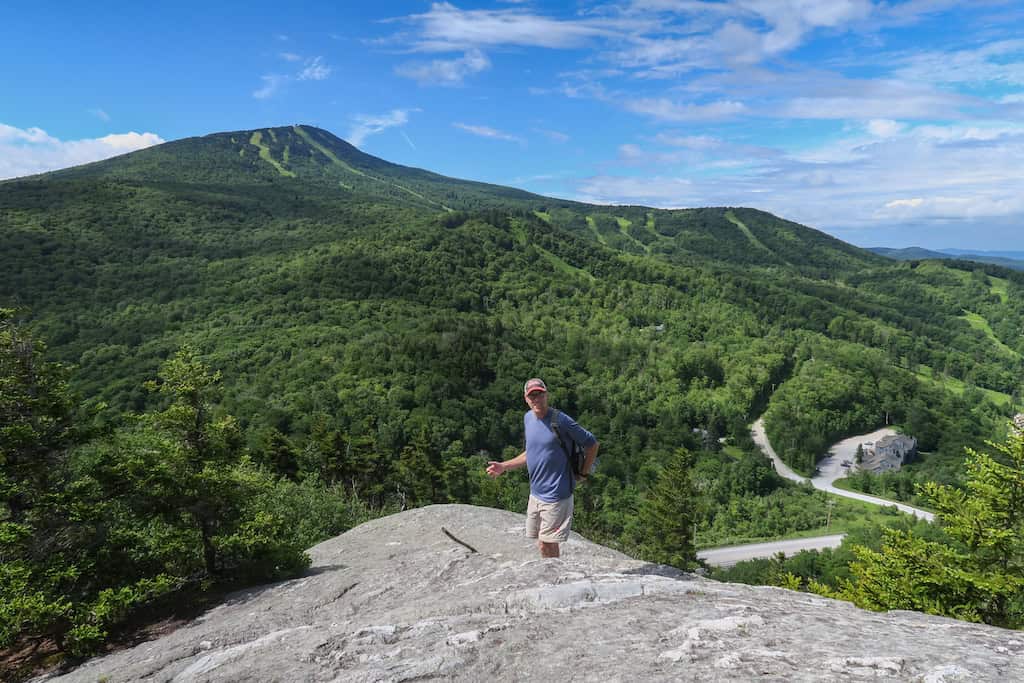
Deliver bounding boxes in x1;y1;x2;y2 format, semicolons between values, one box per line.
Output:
39;504;1024;682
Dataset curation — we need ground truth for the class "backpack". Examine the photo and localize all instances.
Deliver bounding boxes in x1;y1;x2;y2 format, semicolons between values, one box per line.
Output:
549;408;590;478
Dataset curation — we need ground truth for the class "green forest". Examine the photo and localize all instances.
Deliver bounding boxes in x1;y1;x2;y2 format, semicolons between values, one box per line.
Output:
3;125;1023;674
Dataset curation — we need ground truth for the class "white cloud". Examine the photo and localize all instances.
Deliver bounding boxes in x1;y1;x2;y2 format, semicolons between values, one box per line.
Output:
575;174;695;206
347;109;417;147
88;108;111;122
534;128;569;143
655;133;722;149
452;122;523;143
0;125;164;180
254;56;331;98
867;119;903;137
298;56;331;81
606;0;873;70
877;195;1024;221
780;92;967;120
253;74;287;99
892;39;1024;87
885;198;924;209
0;124;58;144
624;98;746;121
403;2;618;52
395;49;490;86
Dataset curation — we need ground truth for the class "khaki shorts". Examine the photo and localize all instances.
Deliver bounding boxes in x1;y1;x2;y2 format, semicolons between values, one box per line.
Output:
526;494;573;543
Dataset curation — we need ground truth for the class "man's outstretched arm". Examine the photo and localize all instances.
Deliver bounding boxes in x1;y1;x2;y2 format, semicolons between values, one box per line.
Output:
487;451;526;477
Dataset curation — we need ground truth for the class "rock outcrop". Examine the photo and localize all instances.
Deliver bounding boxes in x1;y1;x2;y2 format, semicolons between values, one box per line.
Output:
39;505;1024;682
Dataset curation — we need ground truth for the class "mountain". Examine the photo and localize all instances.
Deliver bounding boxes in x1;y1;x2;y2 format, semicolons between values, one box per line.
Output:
3;124;1024;478
44;505;1024;682
868;246;950;260
943;248;1024;260
26;124;881;275
869;246;1024;271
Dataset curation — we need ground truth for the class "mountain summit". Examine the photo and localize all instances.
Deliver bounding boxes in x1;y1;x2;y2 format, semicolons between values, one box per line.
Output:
45;505;1024;682
46;124;545;212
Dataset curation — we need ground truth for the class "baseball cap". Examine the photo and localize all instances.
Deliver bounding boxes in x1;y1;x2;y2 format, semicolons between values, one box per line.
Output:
524;378;547;395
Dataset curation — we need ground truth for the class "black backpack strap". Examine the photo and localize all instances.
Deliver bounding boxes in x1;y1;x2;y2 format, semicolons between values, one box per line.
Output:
548;409;573;466
548;409;573;456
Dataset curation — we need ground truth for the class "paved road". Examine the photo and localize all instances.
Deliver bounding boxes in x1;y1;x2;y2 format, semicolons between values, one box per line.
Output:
697;420;935;567
698;534;846;568
751;418;934;521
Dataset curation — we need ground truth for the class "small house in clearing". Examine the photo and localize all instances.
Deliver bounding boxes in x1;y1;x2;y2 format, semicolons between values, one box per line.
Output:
860;434;918;474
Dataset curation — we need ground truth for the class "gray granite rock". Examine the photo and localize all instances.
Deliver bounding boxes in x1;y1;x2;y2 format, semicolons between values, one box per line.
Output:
37;504;1024;682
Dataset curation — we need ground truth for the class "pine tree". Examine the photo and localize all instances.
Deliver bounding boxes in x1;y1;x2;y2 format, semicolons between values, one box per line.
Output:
638;447;699;569
836;425;1024;627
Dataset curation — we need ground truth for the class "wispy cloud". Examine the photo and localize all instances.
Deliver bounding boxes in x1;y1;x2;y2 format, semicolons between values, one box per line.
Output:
654;133;721;150
401;2;620;52
891;39;1024;87
534;128;569;143
298;56;331;81
624;98;746;122
348;109;418;147
254;54;333;98
453;122;524;143
395;49;490;86
88;108;111;122
253;74;288;99
0;124;164;180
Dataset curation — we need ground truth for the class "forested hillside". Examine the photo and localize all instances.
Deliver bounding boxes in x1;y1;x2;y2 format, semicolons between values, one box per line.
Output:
3;125;1023;665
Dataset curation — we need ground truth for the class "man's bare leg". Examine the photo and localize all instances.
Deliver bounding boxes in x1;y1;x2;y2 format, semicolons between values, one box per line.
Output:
539;541;560;558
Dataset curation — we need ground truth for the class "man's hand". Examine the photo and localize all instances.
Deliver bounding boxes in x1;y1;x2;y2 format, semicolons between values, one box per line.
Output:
486;461;506;478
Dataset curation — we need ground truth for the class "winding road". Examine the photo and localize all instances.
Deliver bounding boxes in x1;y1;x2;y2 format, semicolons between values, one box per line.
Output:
697;420;934;567
751;418;934;521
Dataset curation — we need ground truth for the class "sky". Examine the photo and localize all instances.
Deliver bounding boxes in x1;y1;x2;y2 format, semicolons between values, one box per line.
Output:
2;1;1023;250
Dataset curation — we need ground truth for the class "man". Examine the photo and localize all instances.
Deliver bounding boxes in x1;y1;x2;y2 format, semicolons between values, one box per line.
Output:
486;378;599;558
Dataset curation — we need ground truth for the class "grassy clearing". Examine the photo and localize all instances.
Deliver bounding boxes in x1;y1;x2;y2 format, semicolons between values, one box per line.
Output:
725;210;772;255
293;125;365;176
616;217;631;229
249;131;296;178
533;210;551;223
960;310;1019;358
511;221;527;246
696;495;908;549
292;125;441;207
990;275;1009;303
913;365;1017;408
537;245;594;280
585;215;607;245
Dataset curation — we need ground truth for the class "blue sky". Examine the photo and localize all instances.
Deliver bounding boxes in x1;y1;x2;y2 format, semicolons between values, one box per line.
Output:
3;1;1023;250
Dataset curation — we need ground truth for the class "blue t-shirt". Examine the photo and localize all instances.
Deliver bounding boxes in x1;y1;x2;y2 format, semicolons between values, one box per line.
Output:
524;408;597;503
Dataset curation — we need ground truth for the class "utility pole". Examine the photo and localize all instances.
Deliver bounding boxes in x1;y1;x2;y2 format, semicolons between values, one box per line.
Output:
825;498;835;529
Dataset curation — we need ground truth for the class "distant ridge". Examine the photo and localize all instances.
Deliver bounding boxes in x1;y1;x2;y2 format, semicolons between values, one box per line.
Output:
869;246;1024;271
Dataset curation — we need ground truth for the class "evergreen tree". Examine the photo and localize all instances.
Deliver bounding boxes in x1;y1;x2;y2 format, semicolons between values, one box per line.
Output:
637;448;699;569
836;425;1024;627
0;309;77;523
396;428;444;507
